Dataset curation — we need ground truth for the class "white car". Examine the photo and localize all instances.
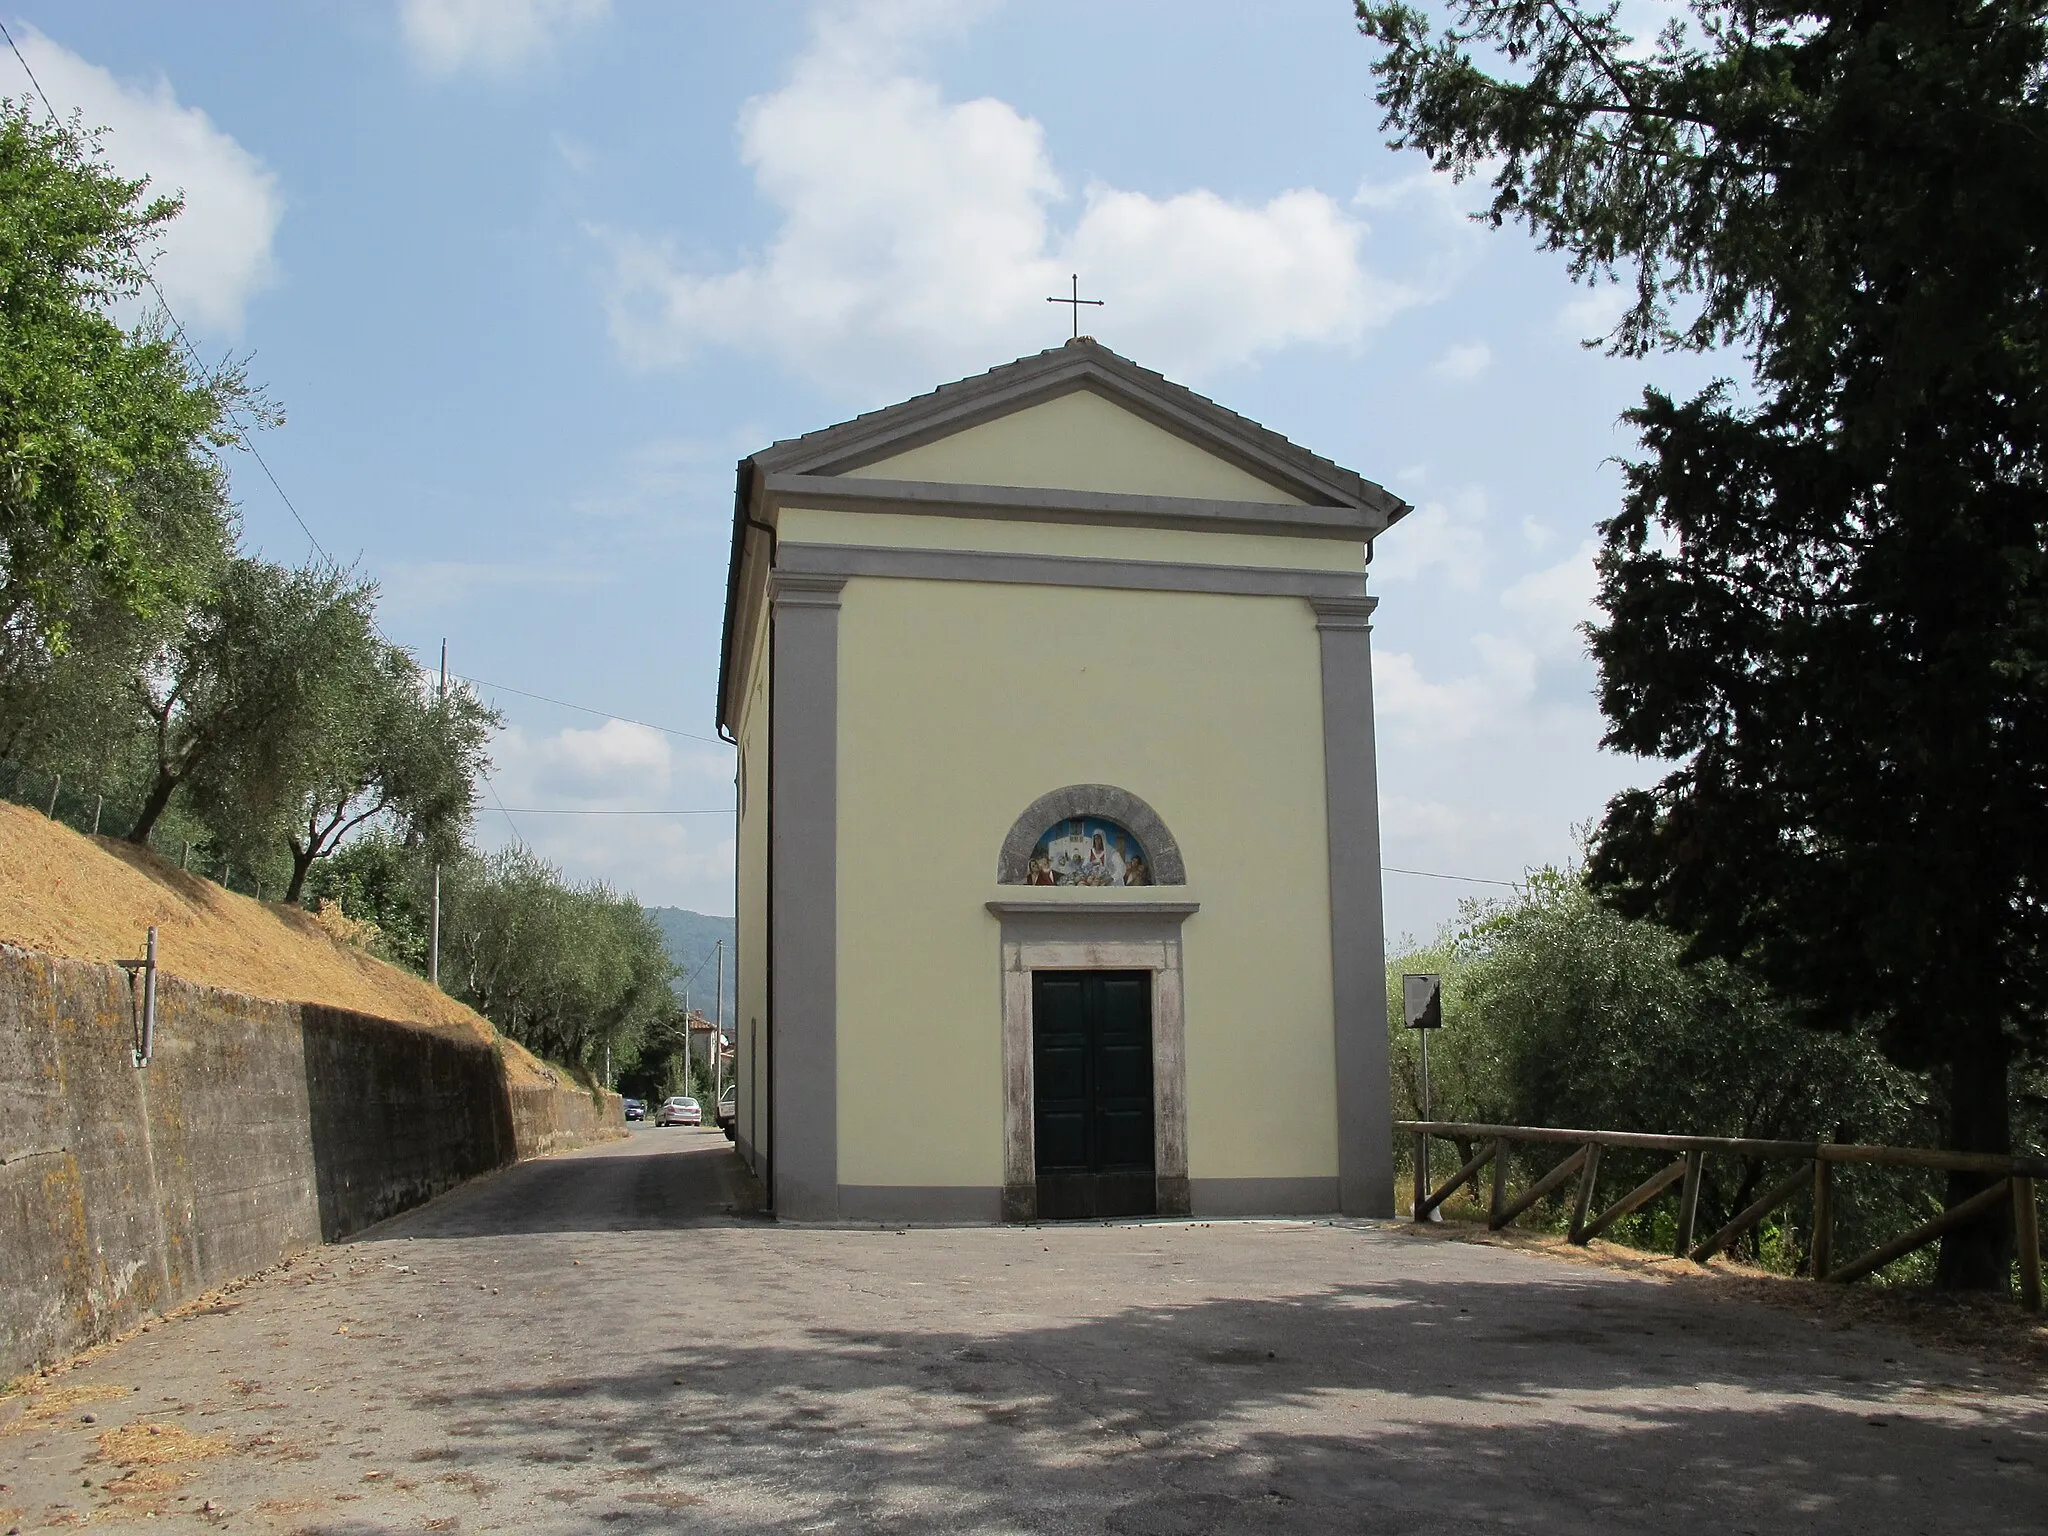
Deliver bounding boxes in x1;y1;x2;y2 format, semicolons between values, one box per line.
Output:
656;1096;701;1127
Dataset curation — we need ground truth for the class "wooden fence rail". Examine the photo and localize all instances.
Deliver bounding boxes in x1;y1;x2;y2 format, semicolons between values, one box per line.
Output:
1397;1120;2045;1312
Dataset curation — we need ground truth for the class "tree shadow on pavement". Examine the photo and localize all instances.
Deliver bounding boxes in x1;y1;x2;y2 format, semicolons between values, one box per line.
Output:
398;1274;2048;1534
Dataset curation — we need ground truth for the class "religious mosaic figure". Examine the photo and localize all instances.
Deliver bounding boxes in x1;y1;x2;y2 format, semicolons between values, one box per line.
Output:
1029;817;1151;886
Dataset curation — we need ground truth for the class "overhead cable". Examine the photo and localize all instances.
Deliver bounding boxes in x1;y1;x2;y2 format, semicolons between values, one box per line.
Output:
1;18;330;563
450;673;724;745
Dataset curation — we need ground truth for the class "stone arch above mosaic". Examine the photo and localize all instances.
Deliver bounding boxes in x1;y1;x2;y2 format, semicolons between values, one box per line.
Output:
996;785;1187;886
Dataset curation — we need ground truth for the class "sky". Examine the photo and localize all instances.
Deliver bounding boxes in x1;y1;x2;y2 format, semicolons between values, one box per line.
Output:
5;0;1722;940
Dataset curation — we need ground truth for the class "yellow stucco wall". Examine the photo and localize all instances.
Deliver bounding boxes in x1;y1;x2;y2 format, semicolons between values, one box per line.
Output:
833;577;1338;1189
775;506;1362;573
842;388;1307;505
734;595;771;1169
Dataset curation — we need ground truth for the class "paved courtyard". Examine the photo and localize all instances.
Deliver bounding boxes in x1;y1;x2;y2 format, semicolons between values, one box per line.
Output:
3;1128;2043;1533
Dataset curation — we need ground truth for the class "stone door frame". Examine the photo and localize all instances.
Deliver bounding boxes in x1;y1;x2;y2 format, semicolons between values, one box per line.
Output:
987;899;1198;1222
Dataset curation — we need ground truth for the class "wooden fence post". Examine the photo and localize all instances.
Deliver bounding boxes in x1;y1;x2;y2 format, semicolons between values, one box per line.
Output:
1416;1139;1498;1223
1568;1143;1602;1245
1490;1139;1511;1228
1690;1161;1817;1266
1673;1151;1704;1259
2014;1176;2042;1314
1811;1160;1833;1279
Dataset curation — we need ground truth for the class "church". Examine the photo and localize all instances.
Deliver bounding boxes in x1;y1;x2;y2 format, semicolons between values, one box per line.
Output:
717;337;1409;1223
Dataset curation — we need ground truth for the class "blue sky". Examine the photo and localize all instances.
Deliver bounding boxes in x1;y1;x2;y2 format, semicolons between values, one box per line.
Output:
6;0;1718;938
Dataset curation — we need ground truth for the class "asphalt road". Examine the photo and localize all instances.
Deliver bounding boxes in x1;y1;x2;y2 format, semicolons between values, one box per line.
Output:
3;1126;2044;1533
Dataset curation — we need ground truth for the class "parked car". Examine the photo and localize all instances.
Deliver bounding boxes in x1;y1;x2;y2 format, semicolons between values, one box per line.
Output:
656;1096;700;1127
622;1098;645;1121
716;1087;737;1141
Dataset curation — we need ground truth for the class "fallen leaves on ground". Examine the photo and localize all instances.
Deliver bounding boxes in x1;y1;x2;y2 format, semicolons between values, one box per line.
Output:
0;1384;132;1436
97;1421;233;1466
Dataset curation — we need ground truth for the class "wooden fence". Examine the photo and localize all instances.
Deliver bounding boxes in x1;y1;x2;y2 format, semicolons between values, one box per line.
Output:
1398;1120;2046;1311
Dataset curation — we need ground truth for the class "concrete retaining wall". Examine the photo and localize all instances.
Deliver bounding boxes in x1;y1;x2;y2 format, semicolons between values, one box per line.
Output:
0;943;622;1378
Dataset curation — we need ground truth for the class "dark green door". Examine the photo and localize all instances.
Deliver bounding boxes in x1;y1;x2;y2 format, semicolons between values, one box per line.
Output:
1032;970;1156;1220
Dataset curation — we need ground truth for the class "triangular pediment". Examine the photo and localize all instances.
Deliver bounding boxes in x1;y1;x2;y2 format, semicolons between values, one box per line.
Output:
719;340;1411;733
839;387;1305;504
748;339;1404;520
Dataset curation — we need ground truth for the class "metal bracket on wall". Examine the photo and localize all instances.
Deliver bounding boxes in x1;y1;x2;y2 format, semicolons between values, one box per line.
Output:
115;927;158;1066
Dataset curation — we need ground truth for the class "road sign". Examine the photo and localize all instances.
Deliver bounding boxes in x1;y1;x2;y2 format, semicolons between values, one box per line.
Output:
1402;972;1443;1031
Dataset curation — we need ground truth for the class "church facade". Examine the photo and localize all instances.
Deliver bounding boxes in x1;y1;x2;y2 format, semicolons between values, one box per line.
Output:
718;339;1409;1223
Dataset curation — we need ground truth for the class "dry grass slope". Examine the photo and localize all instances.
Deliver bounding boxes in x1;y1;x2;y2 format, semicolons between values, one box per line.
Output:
0;802;560;1088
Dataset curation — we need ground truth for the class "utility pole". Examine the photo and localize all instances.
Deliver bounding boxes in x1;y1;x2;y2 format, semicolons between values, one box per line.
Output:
712;939;725;1108
430;639;445;987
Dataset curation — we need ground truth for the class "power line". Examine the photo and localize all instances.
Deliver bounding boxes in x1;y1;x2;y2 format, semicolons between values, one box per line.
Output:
227;426;327;561
2;37;707;760
1;18;330;564
450;673;724;745
476;767;524;847
0;32;1530;904
494;807;732;816
1;19;59;124
4;27;686;770
1383;864;1520;889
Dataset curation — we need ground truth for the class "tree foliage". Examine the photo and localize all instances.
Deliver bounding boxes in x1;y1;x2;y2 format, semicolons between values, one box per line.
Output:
1359;0;2048;1285
282;648;497;902
303;830;435;973
127;557;379;846
440;845;677;1075
0;104;265;650
1389;872;1948;1273
0;460;235;773
0;93;664;1097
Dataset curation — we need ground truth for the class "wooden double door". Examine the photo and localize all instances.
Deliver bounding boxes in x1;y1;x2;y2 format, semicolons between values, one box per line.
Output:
1032;970;1156;1221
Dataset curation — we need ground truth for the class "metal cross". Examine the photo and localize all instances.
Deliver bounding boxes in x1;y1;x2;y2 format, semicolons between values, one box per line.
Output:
1045;273;1104;340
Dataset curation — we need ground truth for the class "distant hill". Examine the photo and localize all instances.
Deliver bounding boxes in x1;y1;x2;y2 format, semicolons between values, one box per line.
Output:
645;907;736;1027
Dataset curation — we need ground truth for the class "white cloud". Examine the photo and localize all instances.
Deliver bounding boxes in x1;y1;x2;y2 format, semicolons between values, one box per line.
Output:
1374;649;1517;745
1557;285;1632;342
603;2;1418;391
553;133;596;175
494;719;672;803
568;432;755;528
1377;792;1550;907
1371;488;1490;589
1375;541;1600;749
377;559;614;612
399;0;610;79
1;29;281;334
481;720;737;912
1429;341;1491;381
1500;538;1600;657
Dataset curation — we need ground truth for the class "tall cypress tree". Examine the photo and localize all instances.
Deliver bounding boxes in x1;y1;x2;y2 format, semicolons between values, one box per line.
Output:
1357;0;2048;1287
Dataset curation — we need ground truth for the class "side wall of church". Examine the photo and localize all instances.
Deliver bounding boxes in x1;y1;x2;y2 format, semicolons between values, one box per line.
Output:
830;576;1341;1194
734;594;772;1178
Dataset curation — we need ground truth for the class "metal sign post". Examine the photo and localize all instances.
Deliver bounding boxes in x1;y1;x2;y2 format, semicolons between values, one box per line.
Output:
1402;972;1444;1219
430;639;446;987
